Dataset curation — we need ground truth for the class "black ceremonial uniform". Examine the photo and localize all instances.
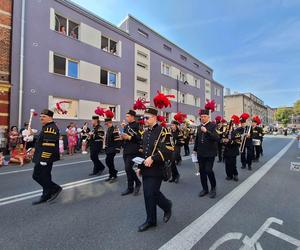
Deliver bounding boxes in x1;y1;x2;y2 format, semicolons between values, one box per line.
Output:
32;121;61;201
105;125;121;179
236;126;254;170
216;123;224;162
170;128;184;182
223;129;241;180
194;121;219;196
122;121;142;193
139;123;173;227
89;124;105;175
252;126;263;161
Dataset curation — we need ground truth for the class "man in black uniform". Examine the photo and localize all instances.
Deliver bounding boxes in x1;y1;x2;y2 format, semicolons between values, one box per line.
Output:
193;109;219;198
121;110;142;196
223;119;241;181
32;109;62;205
169;120;184;183
215;117;224;162
183;122;191;156
237;114;254;170
88;116;105;176
137;107;173;232
104;116;121;183
251;116;263;162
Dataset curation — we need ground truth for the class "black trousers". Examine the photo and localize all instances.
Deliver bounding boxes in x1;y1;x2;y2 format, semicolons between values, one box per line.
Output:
218;143;223;161
123;154;141;191
198;156;216;191
90;148;105;174
184;140;190;155
105;153;118;178
225;156;238;178
32;162;61;199
170;147;180;178
241;145;254;166
254;145;261;160
142;176;171;225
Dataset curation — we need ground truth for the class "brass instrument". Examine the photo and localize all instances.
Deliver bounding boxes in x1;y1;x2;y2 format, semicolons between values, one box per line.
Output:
239;125;251;153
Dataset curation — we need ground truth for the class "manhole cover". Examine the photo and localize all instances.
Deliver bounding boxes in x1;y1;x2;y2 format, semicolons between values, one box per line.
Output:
290;162;300;172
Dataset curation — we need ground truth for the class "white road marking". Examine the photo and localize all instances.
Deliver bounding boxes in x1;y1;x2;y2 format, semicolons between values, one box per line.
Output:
0;155;192;206
159;139;295;250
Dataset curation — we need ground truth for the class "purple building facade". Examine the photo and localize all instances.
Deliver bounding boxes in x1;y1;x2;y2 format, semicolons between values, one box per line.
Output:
11;0;223;130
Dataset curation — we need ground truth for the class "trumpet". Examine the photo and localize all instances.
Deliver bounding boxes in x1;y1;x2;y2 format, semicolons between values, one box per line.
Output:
239;125;251;153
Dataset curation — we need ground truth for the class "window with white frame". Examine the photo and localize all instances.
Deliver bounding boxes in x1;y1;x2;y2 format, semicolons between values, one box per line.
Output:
162;62;171;76
216;103;221;112
180;71;186;82
53;54;79;78
194;78;200;88
138;29;149;38
214;87;221;96
100;69;119;88
179;92;186;104
194;96;200;107
101;36;118;55
55;13;79;39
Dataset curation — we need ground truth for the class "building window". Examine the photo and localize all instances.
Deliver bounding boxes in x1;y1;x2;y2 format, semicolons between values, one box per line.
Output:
101;36;118;55
180;55;187;61
216;104;221;112
194;63;199;68
206;70;211;75
194;78;200;88
137;62;148;70
138;28;149;38
53;54;78;78
163;44;172;52
100;69;118;88
180;93;186;104
179;71;186;82
137;90;148;100
55;13;79;39
162;62;171;76
137;76;147;83
137;51;148;58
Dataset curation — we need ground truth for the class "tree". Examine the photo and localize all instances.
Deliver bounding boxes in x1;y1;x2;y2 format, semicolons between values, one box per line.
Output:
293;99;300;115
275;107;293;127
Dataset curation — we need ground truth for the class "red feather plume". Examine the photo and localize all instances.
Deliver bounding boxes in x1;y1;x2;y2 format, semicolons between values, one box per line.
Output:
105;109;114;119
215;115;222;122
174;112;187;124
205;99;216;112
221;118;227;123
153;91;175;109
33;112;38;117
94;107;106;117
133;98;149;110
240;113;250;121
231;115;240;125
157;115;165;122
138;119;145;125
161;121;167;128
55;100;71;115
252;115;261;125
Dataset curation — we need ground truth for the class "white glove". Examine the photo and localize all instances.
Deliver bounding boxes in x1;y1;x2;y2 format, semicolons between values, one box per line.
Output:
40;162;47;166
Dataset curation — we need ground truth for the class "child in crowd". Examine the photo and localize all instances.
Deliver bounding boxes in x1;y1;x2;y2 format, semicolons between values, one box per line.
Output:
59;135;64;158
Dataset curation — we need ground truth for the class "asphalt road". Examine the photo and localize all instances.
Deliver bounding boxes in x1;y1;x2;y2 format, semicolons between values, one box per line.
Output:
0;136;299;250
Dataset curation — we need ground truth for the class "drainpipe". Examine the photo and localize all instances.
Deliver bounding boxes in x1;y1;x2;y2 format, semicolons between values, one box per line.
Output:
18;0;25;129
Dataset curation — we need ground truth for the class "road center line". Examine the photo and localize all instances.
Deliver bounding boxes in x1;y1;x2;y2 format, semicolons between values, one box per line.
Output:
159;139;295;250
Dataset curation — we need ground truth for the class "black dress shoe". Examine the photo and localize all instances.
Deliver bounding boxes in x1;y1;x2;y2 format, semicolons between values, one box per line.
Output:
133;184;141;196
48;186;63;202
233;175;239;181
174;175;180;184
163;201;172;223
104;177;112;182
225;176;233;180
248;165;252;171
109;177;118;183
198;190;209;197
168;178;175;183
138;222;156;232
209;188;216;199
121;189;133;196
32;197;48;205
241;165;246;169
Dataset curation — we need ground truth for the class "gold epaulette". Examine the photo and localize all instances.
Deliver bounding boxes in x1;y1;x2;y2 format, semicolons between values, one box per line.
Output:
44;127;57;135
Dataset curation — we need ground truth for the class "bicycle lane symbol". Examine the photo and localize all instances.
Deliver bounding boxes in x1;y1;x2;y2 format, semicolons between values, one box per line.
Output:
209;217;300;250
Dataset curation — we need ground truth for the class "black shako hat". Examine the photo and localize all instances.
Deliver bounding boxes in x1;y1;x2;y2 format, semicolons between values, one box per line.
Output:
41;109;54;117
145;106;158;116
104;118;112;122
199;109;210;116
171;120;180;126
126;109;136;117
92;115;99;120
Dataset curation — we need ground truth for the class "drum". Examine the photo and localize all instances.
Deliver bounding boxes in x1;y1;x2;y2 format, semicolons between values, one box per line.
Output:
253;139;261;146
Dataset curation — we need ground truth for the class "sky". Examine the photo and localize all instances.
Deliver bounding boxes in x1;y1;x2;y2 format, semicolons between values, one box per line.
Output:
73;0;300;108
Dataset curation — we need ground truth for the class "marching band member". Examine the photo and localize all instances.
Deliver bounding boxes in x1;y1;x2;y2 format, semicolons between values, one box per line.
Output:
104;110;122;183
193;100;219;199
215;116;224;162
236;113;254;170
121;109;142;196
32;109;62;205
182;122;191;156
251;115;263;162
88;115;106;176
223;115;241;181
